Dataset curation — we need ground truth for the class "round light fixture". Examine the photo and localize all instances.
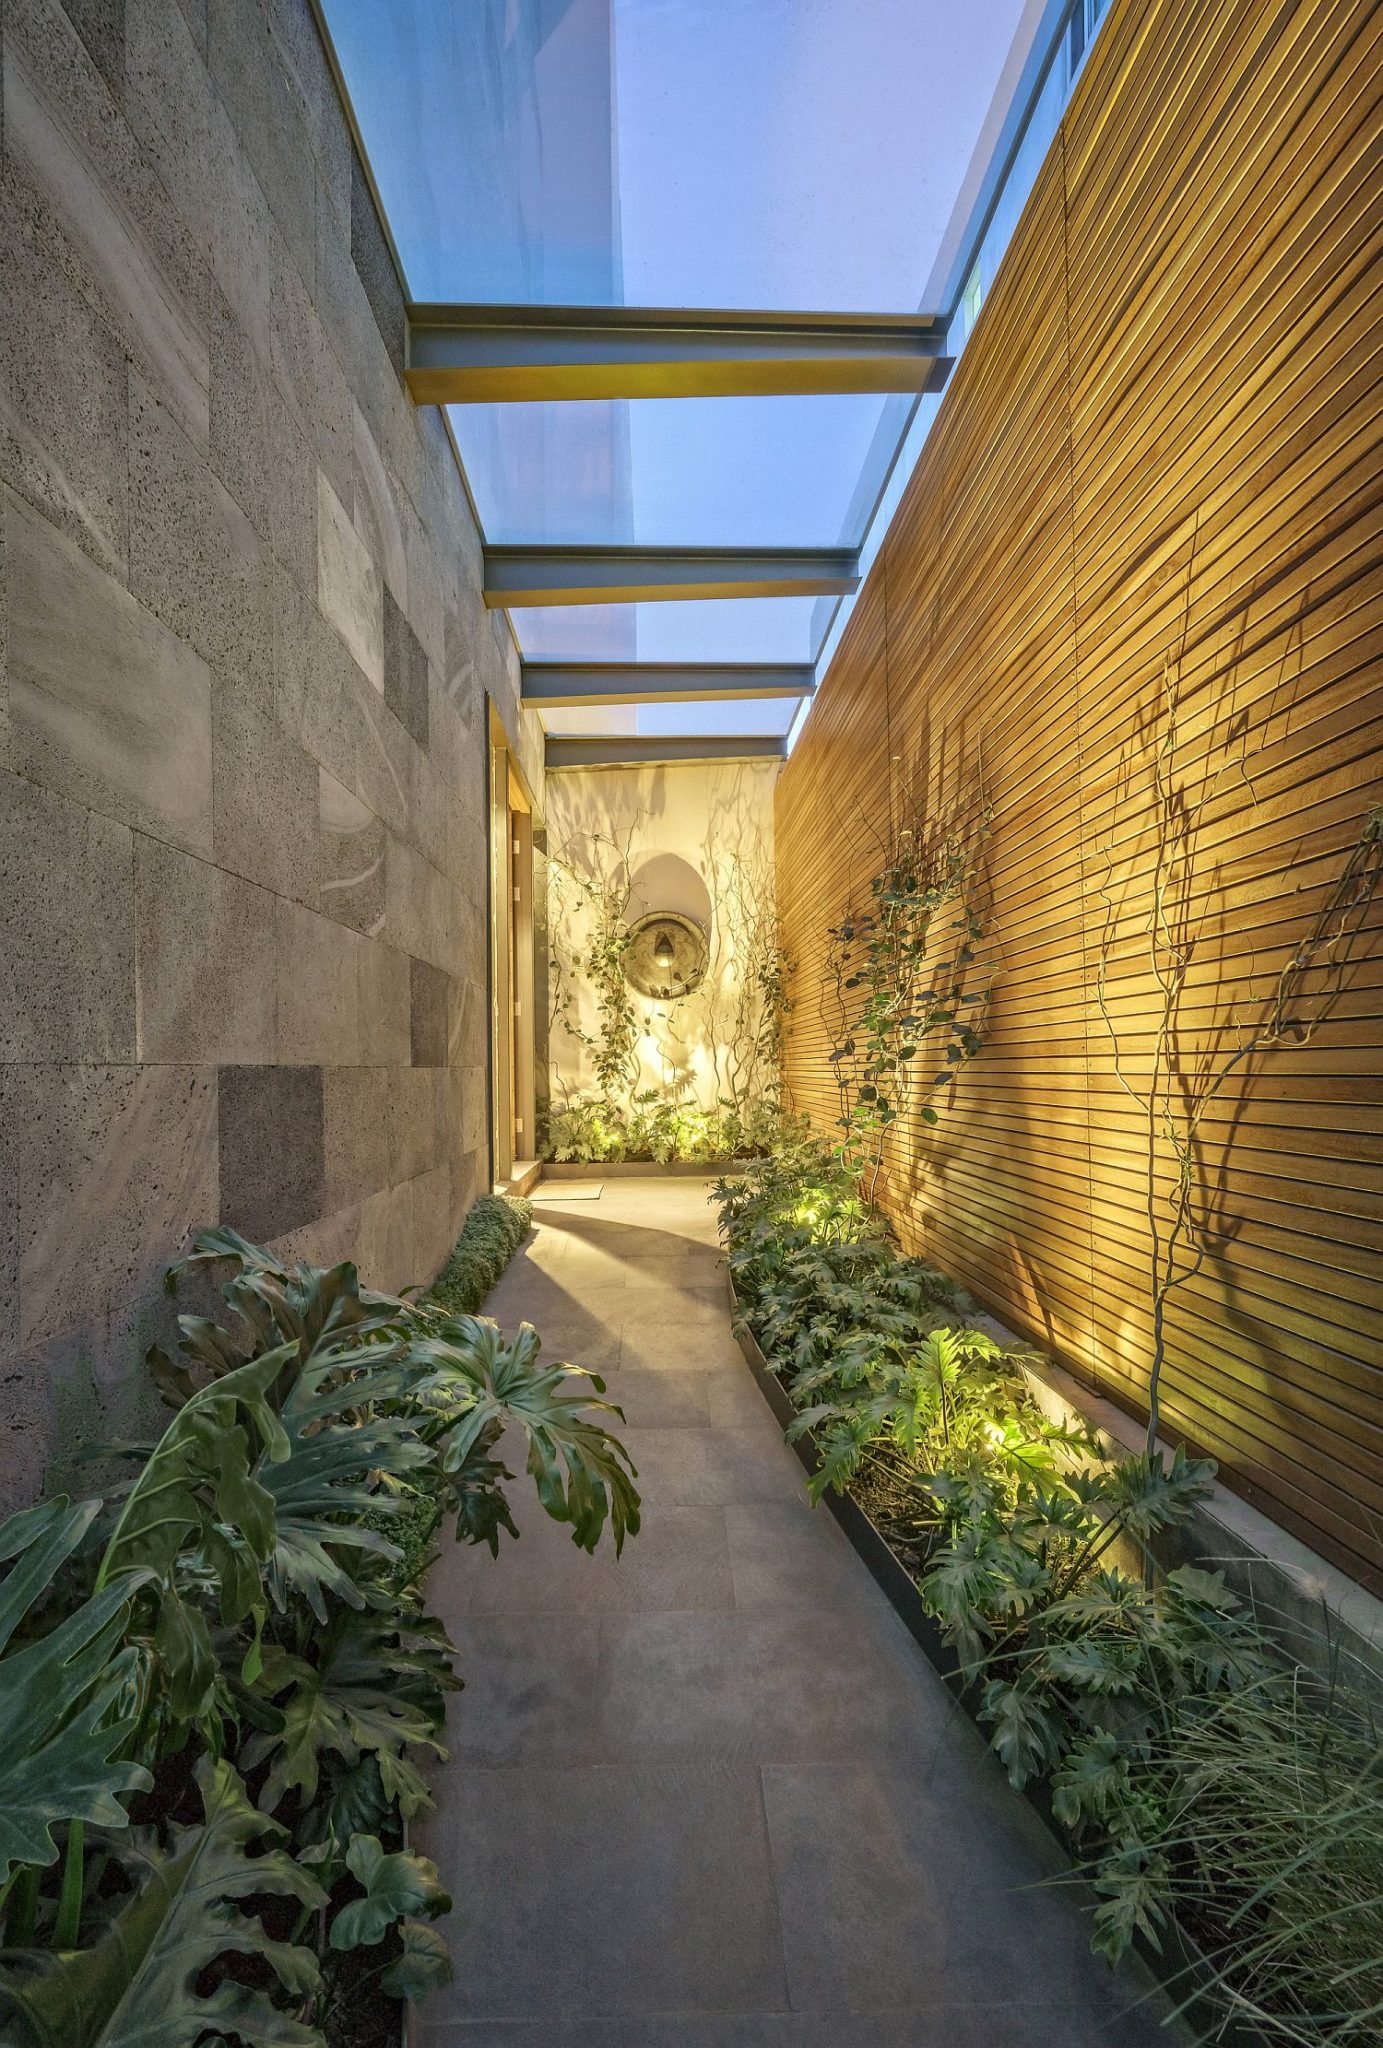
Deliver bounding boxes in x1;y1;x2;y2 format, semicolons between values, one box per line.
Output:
624;911;708;999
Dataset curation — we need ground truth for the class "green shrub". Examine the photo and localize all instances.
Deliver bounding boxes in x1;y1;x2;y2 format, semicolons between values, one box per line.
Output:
542;1092;795;1165
714;1141;1383;2043
0;1220;636;2048
428;1193;532;1314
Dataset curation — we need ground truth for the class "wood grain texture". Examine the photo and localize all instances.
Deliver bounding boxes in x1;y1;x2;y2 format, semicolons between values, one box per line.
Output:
776;0;1383;1590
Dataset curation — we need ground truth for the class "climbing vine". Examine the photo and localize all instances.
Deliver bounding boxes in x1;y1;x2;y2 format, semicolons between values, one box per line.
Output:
825;783;994;1196
1096;656;1383;1455
548;831;640;1100
544;809;791;1161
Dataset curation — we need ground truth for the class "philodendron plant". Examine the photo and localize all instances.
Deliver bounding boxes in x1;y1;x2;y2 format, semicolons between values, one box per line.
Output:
0;1220;639;2047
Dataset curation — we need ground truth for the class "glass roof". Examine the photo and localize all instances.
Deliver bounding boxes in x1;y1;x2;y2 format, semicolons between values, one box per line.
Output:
321;0;1045;732
511;595;822;666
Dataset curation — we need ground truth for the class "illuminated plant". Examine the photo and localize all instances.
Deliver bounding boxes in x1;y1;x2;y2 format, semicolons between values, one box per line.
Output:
824;779;993;1197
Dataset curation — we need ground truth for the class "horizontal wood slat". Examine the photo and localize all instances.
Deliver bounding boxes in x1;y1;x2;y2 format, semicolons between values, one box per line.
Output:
776;0;1383;1591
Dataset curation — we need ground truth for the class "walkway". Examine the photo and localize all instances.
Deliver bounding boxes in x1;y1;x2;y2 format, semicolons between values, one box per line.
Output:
416;1176;1178;2046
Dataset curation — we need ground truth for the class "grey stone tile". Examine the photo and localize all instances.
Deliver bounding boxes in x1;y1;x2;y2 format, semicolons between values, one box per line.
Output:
265;206;323;444
413;1763;787;2022
614;1426;809;1512
218;1062;323;1242
0;159;129;579
319;767;386;936
449;973;487;1068
620;1318;746;1374
135;834;276;1063
383;832;454;972
258;0;347;194
387;1064;445;1184
412;1160;453;1285
350;148;404;373
356;1175;414;1295
16;1062;217;1344
207;291;317;594
761;1761;1170;2033
706;1363;774;1427
5;486;213;853
60;0;125;95
414;2012;1162;2046
726;1500;892;1614
352;399;406;608
458;1062;487;1152
206;0;315;291
0;1074;19;1353
384;584;429;748
0;768;134;1062
211;672;318;900
428;1501;732;1623
411;956;450;1067
321;1066;392;1211
597;1608;947;1767
440;1615;608;1768
357;935;410;1065
522;1321;623;1377
4;8;211;446
602;1366;712;1429
316;465;382;690
275;899;359;1065
129;374;272;694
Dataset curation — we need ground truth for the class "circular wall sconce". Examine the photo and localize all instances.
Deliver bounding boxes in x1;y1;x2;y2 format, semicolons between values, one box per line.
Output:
624;911;708;999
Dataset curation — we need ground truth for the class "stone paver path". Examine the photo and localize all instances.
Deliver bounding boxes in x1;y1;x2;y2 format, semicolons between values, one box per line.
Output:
416;1176;1179;2046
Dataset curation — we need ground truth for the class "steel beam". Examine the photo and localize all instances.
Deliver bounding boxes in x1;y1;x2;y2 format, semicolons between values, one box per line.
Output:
522;662;815;707
485;546;858;609
545;736;788;770
407;303;951;404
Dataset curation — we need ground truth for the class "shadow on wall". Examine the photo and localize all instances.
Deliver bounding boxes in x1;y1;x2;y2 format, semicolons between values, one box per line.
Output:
544;759;782;1118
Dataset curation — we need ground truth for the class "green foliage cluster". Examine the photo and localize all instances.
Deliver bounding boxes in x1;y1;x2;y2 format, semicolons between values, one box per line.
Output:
716;1142;1383;2042
428;1194;533;1315
825;802;992;1193
542;1090;793;1165
0;1210;638;2048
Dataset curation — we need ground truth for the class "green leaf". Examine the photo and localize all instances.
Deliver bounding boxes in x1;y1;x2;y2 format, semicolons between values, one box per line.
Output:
330;1835;450;1952
381;1918;453;2001
980;1679;1066;1788
96;1347;293;1590
0;1499;154;1886
1051;1731;1130;1829
1089;1843;1172;1964
258;1356;432;1624
244;1607;455;1818
412;1313;640;1556
0;1756;325;2048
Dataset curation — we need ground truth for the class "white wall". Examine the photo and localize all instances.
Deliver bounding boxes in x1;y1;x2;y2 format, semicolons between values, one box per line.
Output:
545;758;779;1112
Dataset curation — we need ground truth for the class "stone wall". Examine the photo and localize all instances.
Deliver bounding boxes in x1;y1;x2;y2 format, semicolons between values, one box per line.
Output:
0;0;532;1503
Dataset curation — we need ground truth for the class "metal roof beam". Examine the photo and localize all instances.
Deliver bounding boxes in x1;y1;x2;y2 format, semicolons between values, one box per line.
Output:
522;662;815;707
485;546;858;608
407;303;951;404
545;736;788;770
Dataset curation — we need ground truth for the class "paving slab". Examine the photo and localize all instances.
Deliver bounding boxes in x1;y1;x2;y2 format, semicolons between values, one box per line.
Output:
416;1177;1182;2043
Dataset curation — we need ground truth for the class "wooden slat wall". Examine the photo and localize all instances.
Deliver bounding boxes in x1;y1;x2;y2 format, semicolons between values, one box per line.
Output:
776;0;1383;1590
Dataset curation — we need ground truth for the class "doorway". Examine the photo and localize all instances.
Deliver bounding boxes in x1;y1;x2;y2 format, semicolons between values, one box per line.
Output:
488;709;536;1189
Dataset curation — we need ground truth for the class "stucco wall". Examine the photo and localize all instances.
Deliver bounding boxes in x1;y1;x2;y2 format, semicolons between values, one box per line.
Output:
0;0;529;1504
545;758;778;1119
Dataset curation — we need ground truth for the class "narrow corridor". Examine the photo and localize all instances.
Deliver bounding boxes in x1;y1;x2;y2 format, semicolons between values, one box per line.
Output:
415;1176;1177;2046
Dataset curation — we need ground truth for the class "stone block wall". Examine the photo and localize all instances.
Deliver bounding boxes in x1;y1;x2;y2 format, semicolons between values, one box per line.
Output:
0;0;530;1504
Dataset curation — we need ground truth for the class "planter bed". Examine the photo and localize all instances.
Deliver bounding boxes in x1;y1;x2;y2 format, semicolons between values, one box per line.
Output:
727;1275;1266;2048
541;1158;758;1180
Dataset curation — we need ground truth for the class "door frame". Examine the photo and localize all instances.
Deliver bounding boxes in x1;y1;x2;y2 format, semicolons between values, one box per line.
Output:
487;706;537;1186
